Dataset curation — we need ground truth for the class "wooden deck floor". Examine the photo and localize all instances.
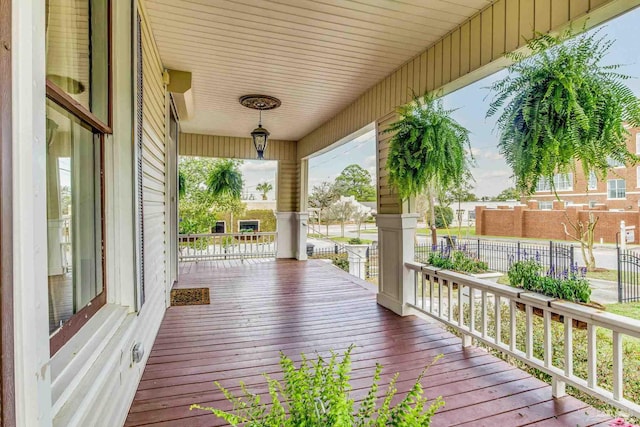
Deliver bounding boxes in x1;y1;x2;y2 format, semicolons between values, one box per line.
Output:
126;260;612;427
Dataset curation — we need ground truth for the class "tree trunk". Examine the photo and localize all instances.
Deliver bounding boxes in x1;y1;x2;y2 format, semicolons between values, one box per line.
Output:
341;221;345;238
430;194;437;247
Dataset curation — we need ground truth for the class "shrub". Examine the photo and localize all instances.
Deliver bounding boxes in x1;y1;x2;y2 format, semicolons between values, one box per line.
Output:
428;206;453;229
191;346;444;426
427;250;488;274
507;260;591;303
348;237;363;244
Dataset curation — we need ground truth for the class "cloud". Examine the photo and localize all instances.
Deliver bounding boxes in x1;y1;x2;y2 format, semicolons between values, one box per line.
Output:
240;160;278;173
471;147;503;161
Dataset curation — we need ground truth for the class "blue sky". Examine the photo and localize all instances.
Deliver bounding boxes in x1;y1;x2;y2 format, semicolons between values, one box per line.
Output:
306;6;640;198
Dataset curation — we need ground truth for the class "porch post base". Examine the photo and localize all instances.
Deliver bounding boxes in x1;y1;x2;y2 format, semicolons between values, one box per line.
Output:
294;212;309;261
276;212;295;258
375;213;419;316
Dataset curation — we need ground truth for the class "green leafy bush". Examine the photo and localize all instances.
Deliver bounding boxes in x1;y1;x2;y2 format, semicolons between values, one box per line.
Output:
191;346;444;426
427;250;488;274
348;237;363;244
508;260;591;303
428;206;454;229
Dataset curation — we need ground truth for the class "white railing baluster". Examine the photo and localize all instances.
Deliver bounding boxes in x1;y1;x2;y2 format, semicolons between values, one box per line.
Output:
510;299;517;353
543;309;552;368
613;331;623;401
469;286;476;333
458;282;464;328
525;304;533;360
565;316;573;377
495;295;501;345
587;324;597;389
429;275;434;314
438;279;443;317
178;232;278;262
481;290;487;339
447;280;453;322
422;272;426;310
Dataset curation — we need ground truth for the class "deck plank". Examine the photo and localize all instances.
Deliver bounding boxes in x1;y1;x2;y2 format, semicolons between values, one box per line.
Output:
125;260;612;426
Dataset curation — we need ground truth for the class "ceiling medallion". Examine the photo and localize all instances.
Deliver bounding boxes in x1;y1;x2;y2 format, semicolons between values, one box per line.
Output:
239;94;281;111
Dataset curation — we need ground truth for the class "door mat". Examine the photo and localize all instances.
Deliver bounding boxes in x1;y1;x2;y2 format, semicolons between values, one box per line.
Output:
170;287;210;306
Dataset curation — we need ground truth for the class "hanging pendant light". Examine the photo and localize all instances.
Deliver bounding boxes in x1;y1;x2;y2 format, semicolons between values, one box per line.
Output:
239;94;281;160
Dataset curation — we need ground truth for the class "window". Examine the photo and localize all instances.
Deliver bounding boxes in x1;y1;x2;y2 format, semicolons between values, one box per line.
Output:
638;166;640;188
536;178;550;192
607;179;626;199
537;174;573;192
554;173;573;191
539;201;553;210
607;156;625;168
588;171;598;190
589;200;598;208
46;0;110;354
636;133;640;154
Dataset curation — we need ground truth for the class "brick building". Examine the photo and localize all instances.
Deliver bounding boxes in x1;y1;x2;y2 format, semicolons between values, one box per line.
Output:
526;127;640;211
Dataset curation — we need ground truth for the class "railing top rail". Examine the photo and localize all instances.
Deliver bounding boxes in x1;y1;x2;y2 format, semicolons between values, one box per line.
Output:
405;261;640;338
179;232;277;238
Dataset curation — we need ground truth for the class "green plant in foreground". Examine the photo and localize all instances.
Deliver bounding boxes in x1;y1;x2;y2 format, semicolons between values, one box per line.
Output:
507;260;591;303
190;346;444;426
427;250;488;274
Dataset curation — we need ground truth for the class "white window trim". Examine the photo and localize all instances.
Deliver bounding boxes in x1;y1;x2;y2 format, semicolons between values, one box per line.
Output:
607;179;626;200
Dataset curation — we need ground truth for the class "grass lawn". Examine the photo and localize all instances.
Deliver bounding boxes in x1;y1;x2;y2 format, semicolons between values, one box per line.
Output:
416;226;476;236
330;237;373;244
606;302;640;320
358;229;378;234
586;269;619;282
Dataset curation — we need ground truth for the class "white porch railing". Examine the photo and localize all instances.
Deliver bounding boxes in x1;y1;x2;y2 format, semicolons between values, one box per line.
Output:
405;261;640;418
178;232;277;262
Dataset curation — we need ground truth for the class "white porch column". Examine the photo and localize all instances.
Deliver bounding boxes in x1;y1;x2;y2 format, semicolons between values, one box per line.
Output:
346;244;368;280
376;214;419;316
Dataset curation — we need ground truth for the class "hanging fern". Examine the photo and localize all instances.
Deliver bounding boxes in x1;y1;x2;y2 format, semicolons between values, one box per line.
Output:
487;27;640;195
385;93;472;200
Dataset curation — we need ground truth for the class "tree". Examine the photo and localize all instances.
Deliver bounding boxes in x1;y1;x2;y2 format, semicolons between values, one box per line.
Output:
256;181;273;200
308;181;339;236
334;164;376;201
562;213;598;271
427;206;453;229
494;187;520;201
327;196;358;238
351;203;372;238
487;29;640;270
385;92;473;246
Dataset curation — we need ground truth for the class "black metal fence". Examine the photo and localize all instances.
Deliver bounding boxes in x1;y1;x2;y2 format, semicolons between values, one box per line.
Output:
309;238;575;280
416;238;574;274
617;248;640;303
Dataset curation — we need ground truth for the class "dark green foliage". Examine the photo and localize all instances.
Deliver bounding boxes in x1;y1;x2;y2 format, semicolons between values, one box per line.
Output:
428;206;453;229
348;238;363;244
239;210;276;232
494;187;520;201
385;92;472;200
487;28;640;195
207;159;244;199
508;260;591;303
427;250;488;274
191;346;444;426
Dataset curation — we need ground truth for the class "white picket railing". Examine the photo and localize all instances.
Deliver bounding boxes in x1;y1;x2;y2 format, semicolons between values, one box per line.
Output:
178;232;277;261
405;261;640;418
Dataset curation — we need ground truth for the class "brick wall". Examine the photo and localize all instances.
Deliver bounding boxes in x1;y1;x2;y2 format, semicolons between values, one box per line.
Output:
476;205;640;243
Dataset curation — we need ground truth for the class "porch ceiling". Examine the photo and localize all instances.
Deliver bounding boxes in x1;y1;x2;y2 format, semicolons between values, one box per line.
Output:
145;0;491;141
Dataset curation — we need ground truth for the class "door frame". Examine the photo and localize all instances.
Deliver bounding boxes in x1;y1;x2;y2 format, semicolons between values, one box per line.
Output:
0;0;15;425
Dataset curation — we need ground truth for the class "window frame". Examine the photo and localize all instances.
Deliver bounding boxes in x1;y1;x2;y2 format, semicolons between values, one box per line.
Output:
588;171;598;191
607;179;626;200
636;132;640;155
46;0;112;356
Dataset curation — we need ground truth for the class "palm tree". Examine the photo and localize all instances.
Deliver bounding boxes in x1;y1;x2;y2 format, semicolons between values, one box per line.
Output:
207;159;244;232
385;92;472;246
256;182;273;200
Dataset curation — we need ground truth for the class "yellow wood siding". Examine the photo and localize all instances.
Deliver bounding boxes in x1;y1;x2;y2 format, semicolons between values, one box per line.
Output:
297;0;627;160
179;133;297;161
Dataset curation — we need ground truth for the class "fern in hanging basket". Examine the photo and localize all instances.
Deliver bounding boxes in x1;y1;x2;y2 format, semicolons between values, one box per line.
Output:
487;28;640;195
385;93;472;200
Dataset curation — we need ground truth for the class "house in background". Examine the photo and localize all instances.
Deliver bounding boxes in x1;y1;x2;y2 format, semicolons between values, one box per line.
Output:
2;1;640;426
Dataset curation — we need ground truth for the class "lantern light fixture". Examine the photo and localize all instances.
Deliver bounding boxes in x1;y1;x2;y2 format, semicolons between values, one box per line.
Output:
239;94;281;160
